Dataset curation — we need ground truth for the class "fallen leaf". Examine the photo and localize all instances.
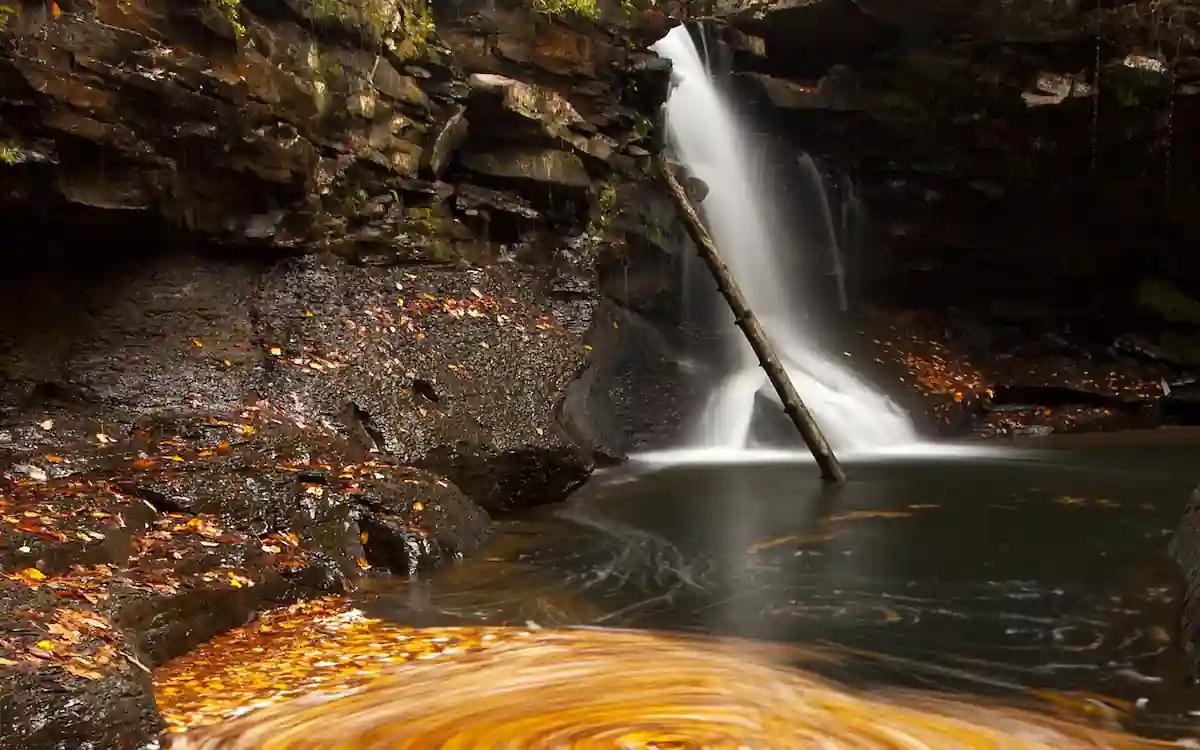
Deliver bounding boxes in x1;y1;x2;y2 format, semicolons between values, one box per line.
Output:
64;662;104;680
826;510;913;523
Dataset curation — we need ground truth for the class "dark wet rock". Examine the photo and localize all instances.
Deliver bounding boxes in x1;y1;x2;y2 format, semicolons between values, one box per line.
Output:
252;255;593;512
562;300;716;458
0;407;494;749
354;467;489;573
834;308;1185;438
460;147;593;190
422;105;469;179
1171;483;1200;681
0;583;162;750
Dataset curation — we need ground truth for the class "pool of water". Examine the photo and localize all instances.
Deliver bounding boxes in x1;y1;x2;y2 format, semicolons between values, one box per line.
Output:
359;434;1200;739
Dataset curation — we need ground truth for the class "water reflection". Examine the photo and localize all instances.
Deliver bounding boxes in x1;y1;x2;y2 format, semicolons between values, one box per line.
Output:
360;440;1200;739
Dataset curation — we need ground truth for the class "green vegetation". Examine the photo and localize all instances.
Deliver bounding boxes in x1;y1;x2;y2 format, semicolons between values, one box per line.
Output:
212;0;246;37
586;182;618;236
395;0;435;57
1137;278;1200;325
530;0;654;19
411;2;434;44
0;142;22;165
0;4;17;29
531;0;599;19
621;0;658;15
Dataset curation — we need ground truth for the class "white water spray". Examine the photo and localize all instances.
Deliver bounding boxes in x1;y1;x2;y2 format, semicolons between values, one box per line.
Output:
651;26;918;454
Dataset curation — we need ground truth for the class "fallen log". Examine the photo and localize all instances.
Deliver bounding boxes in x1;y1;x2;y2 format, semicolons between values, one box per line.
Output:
658;158;846;483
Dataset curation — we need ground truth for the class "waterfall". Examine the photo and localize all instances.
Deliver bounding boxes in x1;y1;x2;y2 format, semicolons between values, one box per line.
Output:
651;26;918;455
797;153;848;313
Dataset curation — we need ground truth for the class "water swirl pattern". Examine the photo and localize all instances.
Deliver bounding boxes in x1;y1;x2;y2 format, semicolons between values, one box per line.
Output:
168;626;1178;750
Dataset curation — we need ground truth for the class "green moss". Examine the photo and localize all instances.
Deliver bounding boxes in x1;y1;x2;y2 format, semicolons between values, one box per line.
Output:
0;142;22;165
212;0;246;37
393;1;435;59
409;2;434;45
426;236;456;262
531;0;599;19
310;0;390;45
308;0;433;54
1137;278;1200;325
586;181;618;236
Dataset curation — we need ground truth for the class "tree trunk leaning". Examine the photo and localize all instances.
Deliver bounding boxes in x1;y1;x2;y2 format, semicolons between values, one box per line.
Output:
657;158;847;484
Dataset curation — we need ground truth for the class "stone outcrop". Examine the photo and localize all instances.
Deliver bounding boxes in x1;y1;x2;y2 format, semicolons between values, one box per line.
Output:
0;1;685;746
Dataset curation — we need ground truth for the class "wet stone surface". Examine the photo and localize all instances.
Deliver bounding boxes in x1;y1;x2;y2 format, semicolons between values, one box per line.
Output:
254;256;593;514
0;408;491;749
845;309;1187;440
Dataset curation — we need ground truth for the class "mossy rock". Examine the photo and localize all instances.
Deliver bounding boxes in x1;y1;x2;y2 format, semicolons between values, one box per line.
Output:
530;0;600;19
1138;278;1200;326
293;0;433;49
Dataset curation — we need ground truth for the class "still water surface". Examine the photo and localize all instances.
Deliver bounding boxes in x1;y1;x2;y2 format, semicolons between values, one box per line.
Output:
361;436;1200;740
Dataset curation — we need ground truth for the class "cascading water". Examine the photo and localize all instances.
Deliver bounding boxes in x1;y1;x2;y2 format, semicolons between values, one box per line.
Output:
651;26;918;455
797;153;848;313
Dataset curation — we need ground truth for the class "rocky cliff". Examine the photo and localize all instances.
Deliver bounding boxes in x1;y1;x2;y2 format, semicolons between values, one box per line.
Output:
0;1;689;746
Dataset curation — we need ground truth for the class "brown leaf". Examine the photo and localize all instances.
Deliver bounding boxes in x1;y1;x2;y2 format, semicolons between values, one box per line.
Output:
63;661;104;680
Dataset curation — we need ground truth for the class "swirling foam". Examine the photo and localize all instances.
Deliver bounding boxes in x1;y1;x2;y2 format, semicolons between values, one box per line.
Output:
168;627;1176;750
